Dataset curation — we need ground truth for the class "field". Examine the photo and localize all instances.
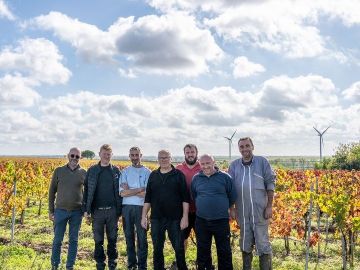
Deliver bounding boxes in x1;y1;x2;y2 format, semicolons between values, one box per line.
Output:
0;157;359;270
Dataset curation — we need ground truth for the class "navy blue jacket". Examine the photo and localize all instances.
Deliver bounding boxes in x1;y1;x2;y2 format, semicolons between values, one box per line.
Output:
82;163;122;216
191;170;237;220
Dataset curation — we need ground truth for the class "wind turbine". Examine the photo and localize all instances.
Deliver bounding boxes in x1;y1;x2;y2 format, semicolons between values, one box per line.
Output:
224;130;236;161
313;126;331;161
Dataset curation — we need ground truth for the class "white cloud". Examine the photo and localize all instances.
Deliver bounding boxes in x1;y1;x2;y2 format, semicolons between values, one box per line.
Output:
28;11;117;62
0;110;41;132
115;13;223;76
0;38;71;85
28;12;223;76
0;74;40;107
253;75;338;121
0;0;15;20
342;81;360;101
233;56;265;78
150;0;360;60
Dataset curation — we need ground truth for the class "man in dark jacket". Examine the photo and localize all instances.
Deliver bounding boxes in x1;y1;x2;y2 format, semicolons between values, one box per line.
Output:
141;150;190;270
82;144;122;270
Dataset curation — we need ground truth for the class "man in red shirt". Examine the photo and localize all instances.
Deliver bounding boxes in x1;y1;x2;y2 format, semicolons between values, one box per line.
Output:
176;144;201;249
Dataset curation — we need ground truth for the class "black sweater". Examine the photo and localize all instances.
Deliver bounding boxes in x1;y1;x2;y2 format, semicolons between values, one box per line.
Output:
145;166;190;220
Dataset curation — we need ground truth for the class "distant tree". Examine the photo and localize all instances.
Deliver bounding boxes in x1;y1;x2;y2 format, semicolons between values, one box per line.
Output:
81;150;95;160
330;142;360;170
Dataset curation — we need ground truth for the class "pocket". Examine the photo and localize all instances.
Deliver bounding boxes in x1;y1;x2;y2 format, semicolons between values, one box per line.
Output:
253;174;265;190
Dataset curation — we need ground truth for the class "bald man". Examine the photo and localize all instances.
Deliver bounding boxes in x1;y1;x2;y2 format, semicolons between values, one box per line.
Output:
191;154;237;270
141;150;190;270
49;147;86;270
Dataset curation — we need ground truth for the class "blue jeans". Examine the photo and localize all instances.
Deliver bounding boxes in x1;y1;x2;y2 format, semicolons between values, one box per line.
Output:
51;208;82;268
151;218;187;270
122;205;148;270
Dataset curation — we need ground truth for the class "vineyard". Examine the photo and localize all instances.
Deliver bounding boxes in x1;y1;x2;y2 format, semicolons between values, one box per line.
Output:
0;157;360;269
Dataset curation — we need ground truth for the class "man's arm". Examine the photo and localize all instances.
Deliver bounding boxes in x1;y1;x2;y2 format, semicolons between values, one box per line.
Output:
264;190;274;219
48;169;58;221
120;187;145;197
180;202;189;230
141;202;151;229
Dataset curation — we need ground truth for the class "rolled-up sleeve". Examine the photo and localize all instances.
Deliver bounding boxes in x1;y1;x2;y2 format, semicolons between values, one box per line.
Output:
263;158;276;191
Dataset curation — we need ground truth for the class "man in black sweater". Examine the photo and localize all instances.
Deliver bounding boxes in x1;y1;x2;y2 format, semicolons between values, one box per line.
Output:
83;144;122;270
141;150;190;270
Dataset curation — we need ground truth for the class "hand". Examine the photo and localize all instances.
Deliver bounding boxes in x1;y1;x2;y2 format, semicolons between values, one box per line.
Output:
49;213;54;221
137;191;146;198
229;208;236;220
84;213;92;225
141;216;148;230
120;183;129;190
180;216;189;230
264;206;273;219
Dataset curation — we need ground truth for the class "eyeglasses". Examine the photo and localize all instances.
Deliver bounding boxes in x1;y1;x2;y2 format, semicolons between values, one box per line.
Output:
158;156;170;160
70;154;80;159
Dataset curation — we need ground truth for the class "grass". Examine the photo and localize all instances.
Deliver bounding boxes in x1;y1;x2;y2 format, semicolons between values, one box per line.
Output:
0;203;359;270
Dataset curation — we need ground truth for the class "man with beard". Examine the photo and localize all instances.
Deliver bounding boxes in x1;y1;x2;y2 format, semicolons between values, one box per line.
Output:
120;146;151;270
49;147;86;270
176;144;201;248
229;137;276;270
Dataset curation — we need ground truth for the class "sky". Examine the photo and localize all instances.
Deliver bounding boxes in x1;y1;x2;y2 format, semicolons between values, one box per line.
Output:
0;0;359;157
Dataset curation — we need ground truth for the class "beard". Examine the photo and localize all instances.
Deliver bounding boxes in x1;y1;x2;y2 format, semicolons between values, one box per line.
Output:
185;156;198;166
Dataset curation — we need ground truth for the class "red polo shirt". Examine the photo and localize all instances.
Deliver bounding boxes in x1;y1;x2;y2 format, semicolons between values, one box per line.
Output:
176;161;201;213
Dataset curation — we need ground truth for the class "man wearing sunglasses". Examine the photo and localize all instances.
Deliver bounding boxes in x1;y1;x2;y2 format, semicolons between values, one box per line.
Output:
48;147;86;270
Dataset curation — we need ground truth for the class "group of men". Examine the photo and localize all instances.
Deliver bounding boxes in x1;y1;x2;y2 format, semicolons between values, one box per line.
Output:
48;137;276;270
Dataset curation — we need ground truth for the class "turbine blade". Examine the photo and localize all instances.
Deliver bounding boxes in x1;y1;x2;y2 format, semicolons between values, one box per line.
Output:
313;127;321;135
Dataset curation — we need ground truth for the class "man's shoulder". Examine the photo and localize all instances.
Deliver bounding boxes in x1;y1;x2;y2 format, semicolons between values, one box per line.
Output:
87;163;101;173
253;155;270;165
230;158;242;167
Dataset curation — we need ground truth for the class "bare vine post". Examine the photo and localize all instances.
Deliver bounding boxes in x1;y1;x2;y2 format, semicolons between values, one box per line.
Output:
305;183;314;270
10;176;17;243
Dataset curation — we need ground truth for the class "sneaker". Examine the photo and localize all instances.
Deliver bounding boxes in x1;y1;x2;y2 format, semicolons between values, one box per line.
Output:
169;261;178;270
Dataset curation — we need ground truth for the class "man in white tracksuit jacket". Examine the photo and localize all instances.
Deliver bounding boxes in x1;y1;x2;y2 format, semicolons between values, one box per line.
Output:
229;137;275;270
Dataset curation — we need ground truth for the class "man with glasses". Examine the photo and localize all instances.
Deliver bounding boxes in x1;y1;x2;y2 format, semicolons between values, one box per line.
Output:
120;146;151;270
141;150;189;270
49;147;86;270
83;144;122;270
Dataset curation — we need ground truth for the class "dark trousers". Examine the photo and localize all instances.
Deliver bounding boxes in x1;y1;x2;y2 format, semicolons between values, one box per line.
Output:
92;208;119;268
195;217;233;270
122;205;148;270
151;218;187;270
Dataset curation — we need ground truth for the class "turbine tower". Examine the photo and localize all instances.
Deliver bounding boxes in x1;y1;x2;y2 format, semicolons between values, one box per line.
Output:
313;126;331;161
224;130;237;162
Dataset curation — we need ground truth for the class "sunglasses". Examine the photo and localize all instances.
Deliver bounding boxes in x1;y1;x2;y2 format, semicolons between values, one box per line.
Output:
70;154;80;159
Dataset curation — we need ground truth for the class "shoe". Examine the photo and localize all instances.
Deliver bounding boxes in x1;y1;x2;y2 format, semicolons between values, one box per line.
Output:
259;254;272;270
169;261;178;270
96;262;106;270
51;266;58;270
242;251;253;270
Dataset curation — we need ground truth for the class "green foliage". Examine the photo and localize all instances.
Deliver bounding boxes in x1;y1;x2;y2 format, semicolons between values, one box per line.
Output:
81;150;95;160
330;142;360;170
